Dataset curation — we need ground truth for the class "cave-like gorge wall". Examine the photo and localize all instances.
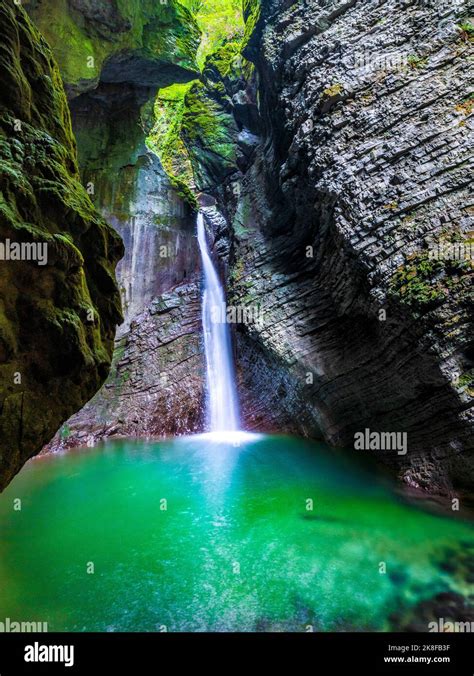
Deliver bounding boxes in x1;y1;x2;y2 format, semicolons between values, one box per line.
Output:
220;0;473;497
25;0;203;325
24;0;208;448
0;0;123;489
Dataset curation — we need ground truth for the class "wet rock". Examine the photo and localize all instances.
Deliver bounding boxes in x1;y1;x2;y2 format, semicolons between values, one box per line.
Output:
44;280;205;451
0;0;123;490
27;0;202;330
209;0;473;497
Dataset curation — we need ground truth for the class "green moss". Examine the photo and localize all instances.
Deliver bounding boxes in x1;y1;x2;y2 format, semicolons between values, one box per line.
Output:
179;0;244;67
149;21;245;199
389;243;471;309
27;0;200;91
455;93;474;116
203;39;243;81
0;0;124;489
181;79;238;189
27;0;103;86
458;369;474;392
390;262;444;307
242;0;261;51
458;21;474;40
60;423;71;440
407;54;427;70
149;82;197;206
323;83;344;98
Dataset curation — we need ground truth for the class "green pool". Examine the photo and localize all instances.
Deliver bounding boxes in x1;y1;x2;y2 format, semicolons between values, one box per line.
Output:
0;433;472;632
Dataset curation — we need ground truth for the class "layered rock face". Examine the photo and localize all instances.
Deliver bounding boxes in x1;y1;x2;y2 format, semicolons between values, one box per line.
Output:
0;0;123;489
24;0;473;500
45;282;204;451
216;0;473;497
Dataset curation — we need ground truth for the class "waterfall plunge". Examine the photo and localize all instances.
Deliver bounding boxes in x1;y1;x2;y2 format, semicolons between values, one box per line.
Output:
197;213;240;433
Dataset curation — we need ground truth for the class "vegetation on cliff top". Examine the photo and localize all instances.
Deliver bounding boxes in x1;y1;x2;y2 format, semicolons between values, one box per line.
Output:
179;0;244;67
149;0;246;203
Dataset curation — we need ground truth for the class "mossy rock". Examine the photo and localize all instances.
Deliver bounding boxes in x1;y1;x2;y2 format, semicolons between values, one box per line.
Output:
149;33;247;201
26;0;201;96
389;247;472;310
0;0;124;490
180;79;239;191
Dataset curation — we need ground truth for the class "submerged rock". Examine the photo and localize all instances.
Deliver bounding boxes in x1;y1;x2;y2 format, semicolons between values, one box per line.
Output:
0;0;123;489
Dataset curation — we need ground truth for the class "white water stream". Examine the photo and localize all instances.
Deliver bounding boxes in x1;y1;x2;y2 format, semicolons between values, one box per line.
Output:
197;213;240;432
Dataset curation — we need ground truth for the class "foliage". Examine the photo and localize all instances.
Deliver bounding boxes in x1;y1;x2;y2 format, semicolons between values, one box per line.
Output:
149;83;197;205
389;243;471;309
179;0;244;67
322;83;344;98
407;54;427;69
455;93;474;116
150;2;247;202
457;21;474;41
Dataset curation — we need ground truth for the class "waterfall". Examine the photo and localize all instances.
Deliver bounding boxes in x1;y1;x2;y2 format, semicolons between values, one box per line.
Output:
197;212;240;432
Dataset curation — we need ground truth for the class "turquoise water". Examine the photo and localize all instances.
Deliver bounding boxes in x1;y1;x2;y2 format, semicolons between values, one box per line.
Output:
0;434;472;632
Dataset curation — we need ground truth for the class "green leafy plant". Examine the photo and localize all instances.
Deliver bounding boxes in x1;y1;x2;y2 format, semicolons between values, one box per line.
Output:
457;21;474;41
60;424;71;441
455;93;474;116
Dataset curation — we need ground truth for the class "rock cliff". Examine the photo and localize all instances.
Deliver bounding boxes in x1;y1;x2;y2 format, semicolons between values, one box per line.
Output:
225;0;473;497
25;0;202;324
25;0;206;450
45;282;204;450
27;0;474;500
0;0;123;489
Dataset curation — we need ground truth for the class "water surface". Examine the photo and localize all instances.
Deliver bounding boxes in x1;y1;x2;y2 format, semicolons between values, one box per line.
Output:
0;434;472;631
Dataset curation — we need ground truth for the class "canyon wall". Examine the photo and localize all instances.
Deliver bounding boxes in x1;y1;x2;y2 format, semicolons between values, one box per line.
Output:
25;0;207;449
0;0;123;489
25;0;473;500
231;0;473;497
26;0;202;323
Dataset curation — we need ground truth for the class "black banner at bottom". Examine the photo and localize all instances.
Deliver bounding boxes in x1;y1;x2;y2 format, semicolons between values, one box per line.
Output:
0;632;471;674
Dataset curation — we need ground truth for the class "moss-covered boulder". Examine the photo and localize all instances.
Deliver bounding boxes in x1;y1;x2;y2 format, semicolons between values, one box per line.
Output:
0;0;124;489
